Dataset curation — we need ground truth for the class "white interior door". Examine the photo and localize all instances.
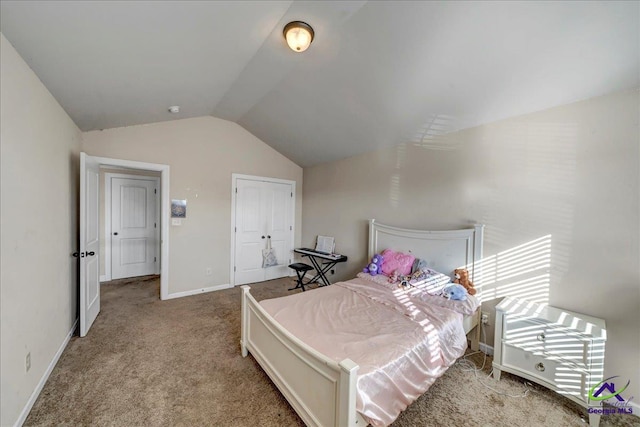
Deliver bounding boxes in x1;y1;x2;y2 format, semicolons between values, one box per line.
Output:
80;153;100;337
234;178;293;285
234;180;268;285
264;182;292;281
111;177;159;280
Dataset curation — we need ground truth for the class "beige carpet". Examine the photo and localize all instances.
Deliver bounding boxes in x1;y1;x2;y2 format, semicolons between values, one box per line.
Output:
25;277;637;427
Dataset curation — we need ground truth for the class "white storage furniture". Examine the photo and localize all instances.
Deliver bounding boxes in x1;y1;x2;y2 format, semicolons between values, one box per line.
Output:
493;297;606;427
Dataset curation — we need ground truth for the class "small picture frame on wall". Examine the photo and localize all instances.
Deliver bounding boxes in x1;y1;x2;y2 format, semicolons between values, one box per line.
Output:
171;199;187;218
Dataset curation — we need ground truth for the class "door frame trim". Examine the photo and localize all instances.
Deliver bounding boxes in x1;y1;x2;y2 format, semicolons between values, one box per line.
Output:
104;172;161;281
230;173;296;287
88;155;171;300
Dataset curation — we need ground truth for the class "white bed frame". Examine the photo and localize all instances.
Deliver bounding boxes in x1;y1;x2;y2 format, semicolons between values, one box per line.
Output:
241;220;484;427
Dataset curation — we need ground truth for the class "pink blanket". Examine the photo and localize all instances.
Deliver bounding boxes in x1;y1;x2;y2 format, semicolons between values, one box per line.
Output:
259;278;468;426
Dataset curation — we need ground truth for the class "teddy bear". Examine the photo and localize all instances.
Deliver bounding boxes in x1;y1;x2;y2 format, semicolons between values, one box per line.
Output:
363;254;384;276
442;283;468;301
453;268;477;295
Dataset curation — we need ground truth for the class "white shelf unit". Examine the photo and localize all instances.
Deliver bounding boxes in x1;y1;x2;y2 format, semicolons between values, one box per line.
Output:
493;297;606;427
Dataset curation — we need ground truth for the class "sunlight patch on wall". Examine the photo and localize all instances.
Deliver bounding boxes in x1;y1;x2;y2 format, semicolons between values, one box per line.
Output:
409;114;461;151
475;235;552;304
478;121;578;297
389;143;407;208
389;174;401;208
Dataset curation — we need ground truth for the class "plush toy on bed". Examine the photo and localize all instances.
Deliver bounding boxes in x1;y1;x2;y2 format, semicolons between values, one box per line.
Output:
442;283;468;301
453;268;477;295
411;258;429;274
363;254;384;276
389;270;412;288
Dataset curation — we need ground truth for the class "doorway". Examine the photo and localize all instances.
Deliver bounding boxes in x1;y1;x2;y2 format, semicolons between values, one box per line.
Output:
80;153;170;337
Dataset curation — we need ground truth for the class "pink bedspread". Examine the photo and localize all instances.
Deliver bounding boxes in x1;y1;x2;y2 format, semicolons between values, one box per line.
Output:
259;278;468;426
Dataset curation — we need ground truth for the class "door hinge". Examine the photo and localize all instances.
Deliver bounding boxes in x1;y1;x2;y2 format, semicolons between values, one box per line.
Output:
290;225;292;231
234;227;237;232
154;222;157;228
154;256;157;262
291;192;293;197
234;266;236;272
154;188;157;194
235;187;238;194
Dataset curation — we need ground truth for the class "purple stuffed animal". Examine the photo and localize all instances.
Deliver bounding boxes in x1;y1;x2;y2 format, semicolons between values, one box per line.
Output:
363;254;384;276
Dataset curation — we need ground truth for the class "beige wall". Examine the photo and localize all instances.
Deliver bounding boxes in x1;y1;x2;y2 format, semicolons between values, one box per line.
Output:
303;88;640;401
82;116;303;295
0;33;82;426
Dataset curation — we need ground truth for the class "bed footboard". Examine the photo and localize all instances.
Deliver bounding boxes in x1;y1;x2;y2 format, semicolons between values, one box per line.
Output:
241;286;365;427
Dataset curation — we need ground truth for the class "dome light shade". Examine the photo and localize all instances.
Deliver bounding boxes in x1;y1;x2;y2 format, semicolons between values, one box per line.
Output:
283;21;314;52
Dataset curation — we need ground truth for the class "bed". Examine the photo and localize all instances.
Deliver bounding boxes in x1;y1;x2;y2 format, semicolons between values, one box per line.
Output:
240;219;484;426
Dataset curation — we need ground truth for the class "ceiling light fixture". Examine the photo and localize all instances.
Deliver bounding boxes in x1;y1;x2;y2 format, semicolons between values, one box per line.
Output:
283;21;314;53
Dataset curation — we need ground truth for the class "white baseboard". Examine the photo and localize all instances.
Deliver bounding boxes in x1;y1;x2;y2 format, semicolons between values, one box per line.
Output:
479;342;494;356
14;318;78;427
164;283;232;300
99;274;109;283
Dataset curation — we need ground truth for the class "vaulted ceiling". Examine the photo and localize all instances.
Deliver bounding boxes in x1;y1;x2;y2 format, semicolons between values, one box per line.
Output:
1;1;638;167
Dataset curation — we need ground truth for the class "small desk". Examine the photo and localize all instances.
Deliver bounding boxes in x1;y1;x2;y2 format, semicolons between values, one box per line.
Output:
292;248;348;288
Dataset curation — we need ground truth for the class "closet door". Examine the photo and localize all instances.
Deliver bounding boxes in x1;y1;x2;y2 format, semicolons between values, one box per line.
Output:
264;182;292;281
234;180;268;285
233;178;294;285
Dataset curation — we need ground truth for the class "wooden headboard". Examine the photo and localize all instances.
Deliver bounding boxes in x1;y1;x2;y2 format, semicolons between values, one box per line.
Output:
368;219;484;281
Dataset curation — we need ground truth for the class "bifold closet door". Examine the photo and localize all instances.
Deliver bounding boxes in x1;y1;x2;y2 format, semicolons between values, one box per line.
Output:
234;179;293;285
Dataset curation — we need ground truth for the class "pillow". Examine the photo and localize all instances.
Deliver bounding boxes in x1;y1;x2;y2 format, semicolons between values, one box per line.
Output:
380;249;415;276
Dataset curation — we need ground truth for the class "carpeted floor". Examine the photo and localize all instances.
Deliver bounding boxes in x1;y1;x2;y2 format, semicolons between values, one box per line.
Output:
24;276;637;427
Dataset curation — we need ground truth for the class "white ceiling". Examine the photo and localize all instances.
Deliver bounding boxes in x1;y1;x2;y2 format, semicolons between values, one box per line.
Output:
1;1;638;167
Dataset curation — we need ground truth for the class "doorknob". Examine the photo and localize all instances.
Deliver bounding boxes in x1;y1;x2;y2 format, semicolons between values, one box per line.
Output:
72;252;80;257
113;232;118;236
267;235;271;239
86;251;95;256
261;236;265;239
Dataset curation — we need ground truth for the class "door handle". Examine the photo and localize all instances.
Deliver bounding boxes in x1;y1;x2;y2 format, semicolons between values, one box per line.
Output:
261;236;265;239
86;251;95;256
113;232;118;236
267;235;271;239
72;252;79;258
